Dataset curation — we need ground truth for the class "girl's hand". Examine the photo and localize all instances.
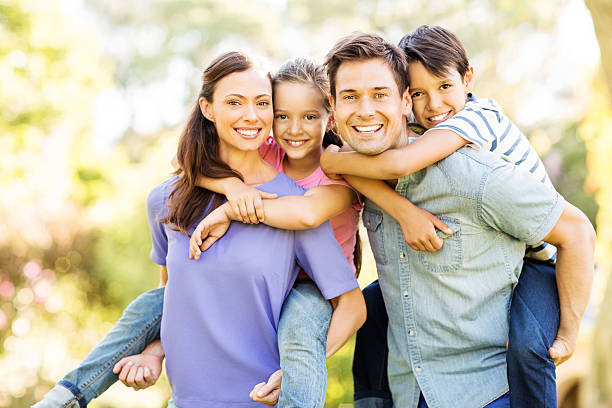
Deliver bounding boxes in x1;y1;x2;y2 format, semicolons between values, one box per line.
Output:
393;203;453;252
249;369;282;406
225;183;277;224
189;205;232;260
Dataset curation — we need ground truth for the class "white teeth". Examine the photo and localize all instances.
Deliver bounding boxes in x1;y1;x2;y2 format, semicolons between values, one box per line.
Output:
354;124;382;132
429;112;449;121
236;128;258;136
286;140;306;147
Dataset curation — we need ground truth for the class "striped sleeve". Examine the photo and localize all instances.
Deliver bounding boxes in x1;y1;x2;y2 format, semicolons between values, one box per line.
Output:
427;106;501;151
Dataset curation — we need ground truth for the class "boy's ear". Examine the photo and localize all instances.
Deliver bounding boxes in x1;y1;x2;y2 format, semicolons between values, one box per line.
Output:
464;66;475;94
326;113;336;132
401;87;412;116
199;97;214;122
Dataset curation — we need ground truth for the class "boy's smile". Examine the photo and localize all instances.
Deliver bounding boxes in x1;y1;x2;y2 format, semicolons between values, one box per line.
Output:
408;61;474;129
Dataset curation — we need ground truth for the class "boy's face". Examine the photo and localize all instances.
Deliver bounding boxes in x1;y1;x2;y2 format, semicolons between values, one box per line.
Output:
331;58;411;155
408;61;474;129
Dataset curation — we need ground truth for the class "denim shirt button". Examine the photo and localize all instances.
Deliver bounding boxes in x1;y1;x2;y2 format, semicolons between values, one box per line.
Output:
400;252;405;258
403;291;409;298
408;330;415;336
415;366;423;373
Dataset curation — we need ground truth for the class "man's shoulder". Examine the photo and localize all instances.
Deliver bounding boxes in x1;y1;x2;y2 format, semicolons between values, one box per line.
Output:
439;145;509;175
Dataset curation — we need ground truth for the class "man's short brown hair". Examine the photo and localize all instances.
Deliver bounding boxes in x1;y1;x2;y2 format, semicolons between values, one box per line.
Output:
398;25;469;79
324;32;409;100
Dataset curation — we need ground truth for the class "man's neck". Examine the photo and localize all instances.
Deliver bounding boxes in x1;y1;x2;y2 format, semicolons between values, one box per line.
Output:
390;125;418;149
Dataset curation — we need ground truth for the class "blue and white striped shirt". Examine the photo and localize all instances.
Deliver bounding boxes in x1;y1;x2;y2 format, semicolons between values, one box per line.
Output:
426;94;557;263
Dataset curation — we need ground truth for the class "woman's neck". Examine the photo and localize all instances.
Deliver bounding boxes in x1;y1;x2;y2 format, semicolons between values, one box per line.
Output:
221;148;276;186
283;146;323;181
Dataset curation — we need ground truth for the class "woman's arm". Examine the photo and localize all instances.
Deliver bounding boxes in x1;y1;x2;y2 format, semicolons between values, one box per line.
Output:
320;129;467;180
326;287;366;358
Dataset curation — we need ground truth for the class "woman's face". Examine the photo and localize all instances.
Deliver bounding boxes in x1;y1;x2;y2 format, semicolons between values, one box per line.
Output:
200;68;273;157
272;82;330;161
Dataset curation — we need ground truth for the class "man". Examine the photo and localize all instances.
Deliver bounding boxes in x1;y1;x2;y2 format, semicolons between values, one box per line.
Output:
316;33;594;408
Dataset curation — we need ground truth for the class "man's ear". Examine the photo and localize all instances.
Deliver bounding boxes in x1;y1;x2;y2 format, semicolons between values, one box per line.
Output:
329;95;336;112
464;66;475;94
401;87;412;117
199;97;214;122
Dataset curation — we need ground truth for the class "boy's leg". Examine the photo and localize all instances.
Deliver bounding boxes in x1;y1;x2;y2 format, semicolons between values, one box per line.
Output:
353;280;393;408
507;259;560;408
277;280;332;408
33;287;165;408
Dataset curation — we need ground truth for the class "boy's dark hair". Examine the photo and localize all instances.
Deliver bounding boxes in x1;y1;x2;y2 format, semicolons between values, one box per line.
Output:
324;32;409;100
398;25;469;79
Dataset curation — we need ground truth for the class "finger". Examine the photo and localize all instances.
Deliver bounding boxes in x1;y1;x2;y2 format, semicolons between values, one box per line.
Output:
433;217;453;235
408;243;420;251
431;236;443;251
230;202;243;222
143;366;153;383
250;382;266;400
254;196;265;222
238;201;249;222
118;360;133;382
422;239;435;253
201;236;219;252
134;366;147;388
126;364;138;386
260;192;277;200
113;358;128;374
246;200;258;224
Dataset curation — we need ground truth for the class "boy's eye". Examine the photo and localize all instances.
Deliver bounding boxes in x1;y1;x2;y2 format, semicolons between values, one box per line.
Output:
305;114;317;120
440;84;452;90
275;114;288;120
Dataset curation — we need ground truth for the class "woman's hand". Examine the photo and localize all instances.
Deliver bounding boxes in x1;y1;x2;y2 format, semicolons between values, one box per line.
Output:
189;204;232;260
225;182;277;224
249;369;282;406
113;340;164;391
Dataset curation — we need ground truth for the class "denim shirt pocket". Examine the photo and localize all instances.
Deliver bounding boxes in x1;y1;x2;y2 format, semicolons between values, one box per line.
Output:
418;217;463;273
362;208;387;265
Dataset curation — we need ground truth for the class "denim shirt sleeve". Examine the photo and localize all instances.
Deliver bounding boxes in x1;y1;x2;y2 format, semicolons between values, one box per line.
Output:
294;222;359;300
478;161;565;245
147;183;169;266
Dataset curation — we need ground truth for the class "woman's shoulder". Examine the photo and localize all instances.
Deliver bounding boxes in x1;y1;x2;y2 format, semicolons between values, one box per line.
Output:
257;173;306;197
147;177;177;214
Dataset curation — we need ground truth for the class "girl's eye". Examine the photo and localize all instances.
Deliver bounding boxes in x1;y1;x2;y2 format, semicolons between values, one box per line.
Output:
411;91;423;98
441;84;452;90
305;114;316;120
275;114;288;120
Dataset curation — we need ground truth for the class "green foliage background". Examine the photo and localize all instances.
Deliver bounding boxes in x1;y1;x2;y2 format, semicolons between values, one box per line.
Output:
1;0;610;407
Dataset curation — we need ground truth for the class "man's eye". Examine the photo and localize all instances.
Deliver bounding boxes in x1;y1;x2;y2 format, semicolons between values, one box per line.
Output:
375;93;386;99
343;95;355;101
258;100;271;106
227;100;240;105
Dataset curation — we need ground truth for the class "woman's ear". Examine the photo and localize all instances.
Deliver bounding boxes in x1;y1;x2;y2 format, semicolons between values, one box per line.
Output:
199;97;214;122
326;114;336;132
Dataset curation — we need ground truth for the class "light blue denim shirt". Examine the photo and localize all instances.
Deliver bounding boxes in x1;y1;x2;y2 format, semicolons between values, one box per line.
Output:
363;146;565;408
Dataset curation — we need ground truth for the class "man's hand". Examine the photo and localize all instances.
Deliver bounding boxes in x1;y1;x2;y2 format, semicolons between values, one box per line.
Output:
393;202;452;252
113;340;164;391
249;369;282;406
549;333;576;366
225;183;277;224
189;204;232;260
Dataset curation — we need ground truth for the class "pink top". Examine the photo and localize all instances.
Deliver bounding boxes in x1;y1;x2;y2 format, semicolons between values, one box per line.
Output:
259;140;362;274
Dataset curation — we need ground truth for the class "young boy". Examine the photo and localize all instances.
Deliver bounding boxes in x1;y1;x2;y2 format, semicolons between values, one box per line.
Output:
321;25;577;408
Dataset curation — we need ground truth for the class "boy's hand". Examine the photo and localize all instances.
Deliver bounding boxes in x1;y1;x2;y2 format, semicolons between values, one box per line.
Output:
113;340;164;391
189;205;232;260
549;329;577;366
249;369;282;406
393;202;452;252
225;183;277;224
321;145;343;180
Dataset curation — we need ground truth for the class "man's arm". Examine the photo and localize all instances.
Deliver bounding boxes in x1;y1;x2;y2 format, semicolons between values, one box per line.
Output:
542;202;596;365
320;129;466;180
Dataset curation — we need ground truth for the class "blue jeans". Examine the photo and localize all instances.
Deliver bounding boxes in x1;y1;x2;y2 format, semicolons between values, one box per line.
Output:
353;259;559;408
418;393;509;407
277;280;333;408
35;281;332;408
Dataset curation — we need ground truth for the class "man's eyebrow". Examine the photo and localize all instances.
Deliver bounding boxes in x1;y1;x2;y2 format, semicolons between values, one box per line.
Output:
373;87;392;91
338;88;358;94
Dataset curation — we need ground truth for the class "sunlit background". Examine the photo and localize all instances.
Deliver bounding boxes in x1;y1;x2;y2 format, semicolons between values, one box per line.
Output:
2;0;612;407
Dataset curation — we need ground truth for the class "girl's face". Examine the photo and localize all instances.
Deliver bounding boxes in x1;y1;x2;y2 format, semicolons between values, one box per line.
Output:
200;69;273;157
272;82;331;161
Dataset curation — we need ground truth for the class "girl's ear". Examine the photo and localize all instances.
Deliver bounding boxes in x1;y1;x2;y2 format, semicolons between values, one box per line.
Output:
199;97;214;122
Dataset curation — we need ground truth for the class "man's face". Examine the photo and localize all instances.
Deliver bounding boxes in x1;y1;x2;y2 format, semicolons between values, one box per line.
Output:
408;61;474;129
331;58;411;155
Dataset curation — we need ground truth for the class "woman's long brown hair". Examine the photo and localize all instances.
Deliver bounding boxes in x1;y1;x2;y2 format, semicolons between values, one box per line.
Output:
162;52;258;234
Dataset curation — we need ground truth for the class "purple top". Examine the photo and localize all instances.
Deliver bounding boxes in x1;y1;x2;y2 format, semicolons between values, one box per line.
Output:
147;174;358;408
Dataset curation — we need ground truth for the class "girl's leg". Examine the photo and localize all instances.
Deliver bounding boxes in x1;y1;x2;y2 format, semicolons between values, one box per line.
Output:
277;280;332;408
507;259;559;408
33;287;165;408
352;280;393;408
